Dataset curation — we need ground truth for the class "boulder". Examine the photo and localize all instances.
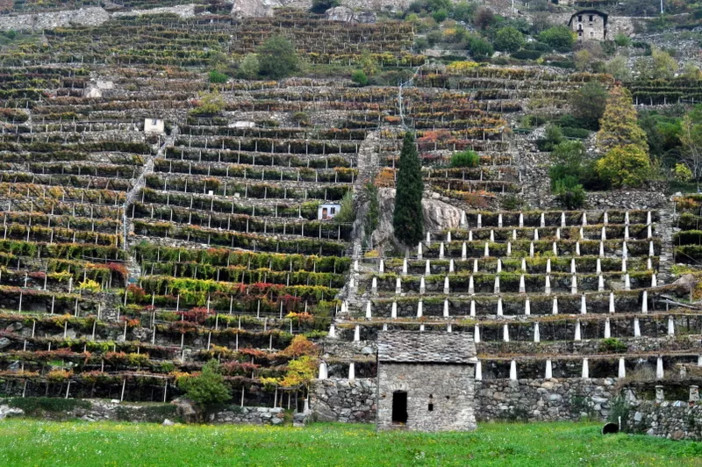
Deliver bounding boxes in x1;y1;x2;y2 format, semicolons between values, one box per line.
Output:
0;405;24;420
162;419;175;426
325;6;355;22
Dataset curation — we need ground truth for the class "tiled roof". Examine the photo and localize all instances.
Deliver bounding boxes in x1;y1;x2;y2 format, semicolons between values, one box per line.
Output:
377;331;477;364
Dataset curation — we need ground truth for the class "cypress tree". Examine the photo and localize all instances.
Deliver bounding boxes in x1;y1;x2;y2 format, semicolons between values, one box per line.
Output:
393;132;424;246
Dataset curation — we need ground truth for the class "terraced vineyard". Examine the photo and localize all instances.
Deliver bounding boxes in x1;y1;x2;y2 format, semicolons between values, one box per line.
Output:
0;5;699;427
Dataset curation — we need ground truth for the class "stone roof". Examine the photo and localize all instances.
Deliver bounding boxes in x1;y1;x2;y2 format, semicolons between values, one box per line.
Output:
377;331;477;364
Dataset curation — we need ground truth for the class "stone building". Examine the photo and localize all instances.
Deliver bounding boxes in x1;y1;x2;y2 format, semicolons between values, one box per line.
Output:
376;331;477;432
569;9;608;41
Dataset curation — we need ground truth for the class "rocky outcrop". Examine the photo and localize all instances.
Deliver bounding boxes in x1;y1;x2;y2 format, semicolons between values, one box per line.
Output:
231;0;310;18
372;188;462;251
0;7;109;32
325;6;376;23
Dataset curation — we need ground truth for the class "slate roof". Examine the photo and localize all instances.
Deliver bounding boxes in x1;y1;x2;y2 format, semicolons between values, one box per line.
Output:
377;331;477;364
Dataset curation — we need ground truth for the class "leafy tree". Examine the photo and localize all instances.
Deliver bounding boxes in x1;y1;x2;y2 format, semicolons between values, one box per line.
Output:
310;0;339;13
333;190;355;224
595;144;651;188
634;47;678;80
238;53;260;79
280;356;318;388
573;49;592;72
569;82;607;130
540;124;563;151
596;86;648;154
538;26;575;52
467;35;493;60
178;360;231;411
451;1;475;22
605;55;631;81
473;6;495;30
257;35;299;80
494;26;524;53
679;109;702;184
393;132;424;246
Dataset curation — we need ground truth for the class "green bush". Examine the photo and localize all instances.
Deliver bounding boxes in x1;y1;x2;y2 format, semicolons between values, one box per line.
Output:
595;144;651;188
600;337;628;353
467;36;493;60
257;35;299;80
553;176;585;209
494;26;524;53
351;70;368;86
208;70;228;84
614;33;632;47
450;149;480;167
334;190;355;224
432;8;449;22
178;360;231;411
538;26;575;52
238;53;260;79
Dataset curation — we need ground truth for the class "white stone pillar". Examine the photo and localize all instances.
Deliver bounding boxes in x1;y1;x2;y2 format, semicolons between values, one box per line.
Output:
634;318;641;337
582;358;589;379
348;363;355;381
366;301;372;319
574;320;582;341
497;298;503;316
354;325;360;342
510;360;517;381
552;297;558;315
443;299;449;318
318;362;328;380
417;300;423;318
618;358;626;378
581;295;587;314
474;324;480;343
524;298;531;316
545;359;553;379
604;318;611;339
656;357;664;379
328;325;337;338
469;275;475;295
475;361;482;380
668;316;675;336
503;324;509;342
391;301;397;319
533;322;540;342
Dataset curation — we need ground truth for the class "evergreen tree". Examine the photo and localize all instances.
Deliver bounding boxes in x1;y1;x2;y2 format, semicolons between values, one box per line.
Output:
596;86;648;154
393;132;424;246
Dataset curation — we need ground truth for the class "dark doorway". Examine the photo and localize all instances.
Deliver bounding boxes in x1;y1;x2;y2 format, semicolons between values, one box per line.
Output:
392;391;408;424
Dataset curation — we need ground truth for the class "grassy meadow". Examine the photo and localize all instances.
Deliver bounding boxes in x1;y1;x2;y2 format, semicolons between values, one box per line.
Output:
0;419;700;466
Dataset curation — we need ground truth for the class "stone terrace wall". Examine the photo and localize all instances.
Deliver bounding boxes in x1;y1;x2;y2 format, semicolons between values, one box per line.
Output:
626;401;702;440
476;378;617;422
214;407;286;425
310;378;376;423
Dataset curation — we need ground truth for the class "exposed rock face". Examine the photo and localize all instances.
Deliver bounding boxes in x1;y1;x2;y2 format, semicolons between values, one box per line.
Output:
231;0;310;18
0;7;110;32
372;188;462;251
324;6;376;23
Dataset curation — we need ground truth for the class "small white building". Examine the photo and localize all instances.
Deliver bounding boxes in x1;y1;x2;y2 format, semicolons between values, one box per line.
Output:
318;203;341;220
144;118;165;135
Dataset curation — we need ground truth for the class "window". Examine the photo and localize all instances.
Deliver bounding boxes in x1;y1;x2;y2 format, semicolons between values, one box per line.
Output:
330;207;336;214
578;15;582;22
589;15;594;21
392;391;408;424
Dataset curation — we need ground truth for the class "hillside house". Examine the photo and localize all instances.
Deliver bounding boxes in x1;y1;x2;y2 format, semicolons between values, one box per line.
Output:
376;331;477;432
569;9;608;41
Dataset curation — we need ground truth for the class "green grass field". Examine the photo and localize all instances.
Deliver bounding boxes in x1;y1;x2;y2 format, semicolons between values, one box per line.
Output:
0;419;700;466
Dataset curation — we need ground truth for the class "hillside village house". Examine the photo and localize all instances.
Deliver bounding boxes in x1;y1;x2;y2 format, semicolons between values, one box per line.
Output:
569;9;608;41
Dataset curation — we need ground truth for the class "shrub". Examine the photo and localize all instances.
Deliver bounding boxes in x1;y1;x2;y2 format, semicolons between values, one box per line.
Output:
191;92;224;116
432;8;448;22
595;144;651;188
538;26;575;52
600;337;627;353
238;53;260;79
208;70;228;83
291;111;310;127
494;26;524;53
467;36;493;60
674;163;693;182
178;360;231;410
450;149;480;167
569;82;608;130
351;69;368;86
614;33;631;47
257;35;299;80
553;176;586;209
333;190;355;224
473;6;494;30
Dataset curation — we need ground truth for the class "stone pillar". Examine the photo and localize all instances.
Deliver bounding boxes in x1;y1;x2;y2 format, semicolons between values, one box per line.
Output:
690;385;699;402
655;385;664;403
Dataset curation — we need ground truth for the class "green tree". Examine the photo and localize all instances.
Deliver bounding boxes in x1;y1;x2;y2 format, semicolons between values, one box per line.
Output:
634;47;678;80
569;82;608;129
605;55;631;81
393;132;424;246
595;144;651;188
494;26;524;53
538;26;575;52
680;110;702;183
178;360;231;413
238;53;260;79
450;149;480;167
596;86;648;154
468;35;493;60
257;35;299;80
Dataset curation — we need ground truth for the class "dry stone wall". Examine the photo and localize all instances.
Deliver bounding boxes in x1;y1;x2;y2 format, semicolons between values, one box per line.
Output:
310;378;376;423
475;378;617;421
626;401;702;440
